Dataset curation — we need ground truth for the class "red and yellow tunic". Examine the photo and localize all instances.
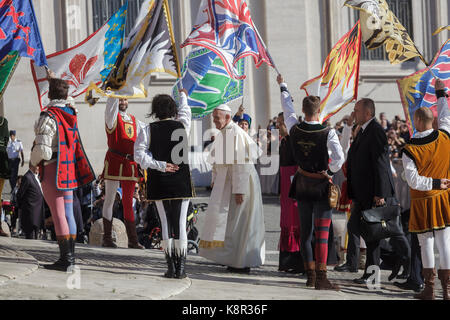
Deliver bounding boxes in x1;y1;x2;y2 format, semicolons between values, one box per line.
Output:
103;113;139;182
404;130;450;233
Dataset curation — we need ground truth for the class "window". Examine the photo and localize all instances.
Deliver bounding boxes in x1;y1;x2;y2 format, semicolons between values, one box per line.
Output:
92;0;147;36
354;0;413;61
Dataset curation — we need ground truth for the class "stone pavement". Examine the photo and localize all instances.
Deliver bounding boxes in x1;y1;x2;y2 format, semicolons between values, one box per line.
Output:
1;236;445;301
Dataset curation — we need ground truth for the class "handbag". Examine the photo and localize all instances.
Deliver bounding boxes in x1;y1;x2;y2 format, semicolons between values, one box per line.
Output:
328;184;341;209
360;204;404;243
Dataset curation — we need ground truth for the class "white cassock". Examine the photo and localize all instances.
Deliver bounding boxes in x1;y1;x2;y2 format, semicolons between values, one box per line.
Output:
199;120;265;268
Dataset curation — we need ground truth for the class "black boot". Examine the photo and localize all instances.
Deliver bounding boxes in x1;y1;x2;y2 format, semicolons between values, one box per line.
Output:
44;237;75;272
175;254;187;279
164;252;176;278
69;235;76;266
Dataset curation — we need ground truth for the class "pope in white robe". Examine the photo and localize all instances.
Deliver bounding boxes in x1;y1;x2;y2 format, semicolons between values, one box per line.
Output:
199;104;265;272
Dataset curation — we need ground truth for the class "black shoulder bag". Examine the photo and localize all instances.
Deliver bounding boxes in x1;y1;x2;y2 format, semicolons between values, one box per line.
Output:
360;204;404;243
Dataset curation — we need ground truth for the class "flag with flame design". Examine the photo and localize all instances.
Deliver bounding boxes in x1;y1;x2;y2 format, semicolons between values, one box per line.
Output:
300;21;362;123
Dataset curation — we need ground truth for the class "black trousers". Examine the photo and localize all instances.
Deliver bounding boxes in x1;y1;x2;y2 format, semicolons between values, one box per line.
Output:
156;199;189;240
346;198;409;275
8;158;20;190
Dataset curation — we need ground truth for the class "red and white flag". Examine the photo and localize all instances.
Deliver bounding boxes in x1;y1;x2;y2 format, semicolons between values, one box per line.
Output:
181;0;275;80
30;3;127;110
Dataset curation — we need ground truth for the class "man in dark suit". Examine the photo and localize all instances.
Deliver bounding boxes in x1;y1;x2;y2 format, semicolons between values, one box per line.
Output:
342;99;407;284
17;163;44;239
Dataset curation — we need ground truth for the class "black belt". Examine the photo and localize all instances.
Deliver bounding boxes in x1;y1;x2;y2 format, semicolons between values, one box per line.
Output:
109;148;134;161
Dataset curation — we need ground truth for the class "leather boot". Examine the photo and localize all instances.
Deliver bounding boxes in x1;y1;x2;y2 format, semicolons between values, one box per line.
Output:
102;218;117;248
69;234;76;266
176;254;187;279
438;269;449;300
315;263;340;291
161;239;175;278
124;219;144;249
44;236;75;272
164;252;176;278
174;239;187;279
304;261;316;288
414;268;435;300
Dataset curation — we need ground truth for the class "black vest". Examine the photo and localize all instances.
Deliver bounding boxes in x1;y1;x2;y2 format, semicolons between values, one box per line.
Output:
280;135;296;167
289;122;330;173
147;120;194;201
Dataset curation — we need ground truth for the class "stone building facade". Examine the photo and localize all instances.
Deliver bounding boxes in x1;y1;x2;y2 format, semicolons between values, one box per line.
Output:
1;0;449;175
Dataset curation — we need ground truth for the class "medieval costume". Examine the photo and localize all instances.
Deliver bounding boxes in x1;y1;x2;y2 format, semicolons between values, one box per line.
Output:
31;99;95;271
199;105;265;272
402;89;450;300
134;91;194;278
280;82;345;290
102;98;144;249
278;134;304;273
0;116;10;237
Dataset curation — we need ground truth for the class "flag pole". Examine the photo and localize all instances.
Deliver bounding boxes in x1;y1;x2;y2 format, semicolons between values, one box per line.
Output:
252;21;280;75
163;0;182;79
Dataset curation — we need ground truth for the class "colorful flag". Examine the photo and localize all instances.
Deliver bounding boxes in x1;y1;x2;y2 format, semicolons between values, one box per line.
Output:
397;40;450;135
172;48;244;119
433;25;450;36
0;0;47;66
345;0;425;64
87;0;179;100
301;21;362;123
30;2;127;110
180;0;275;80
0;50;19;99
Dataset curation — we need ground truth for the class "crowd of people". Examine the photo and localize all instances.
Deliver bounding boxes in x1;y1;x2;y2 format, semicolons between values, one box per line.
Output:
2;169;159;244
0;70;448;300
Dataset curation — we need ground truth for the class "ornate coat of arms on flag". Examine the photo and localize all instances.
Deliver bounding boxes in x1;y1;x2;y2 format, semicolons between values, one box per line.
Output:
181;0;275;80
397;40;450;135
172;48;244;119
30;2;127;110
345;0;425;65
301;21;362;123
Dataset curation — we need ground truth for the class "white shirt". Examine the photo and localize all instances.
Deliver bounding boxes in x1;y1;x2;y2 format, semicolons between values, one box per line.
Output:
105;98;143;139
134;92;191;172
340;124;352;159
7;139;23;159
361;117;375;132
402;96;450;191
30;169;43;193
280;83;345;173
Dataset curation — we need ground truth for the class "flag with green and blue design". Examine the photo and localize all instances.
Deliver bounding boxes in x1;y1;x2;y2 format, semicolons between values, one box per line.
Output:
30;2;128;110
173;48;244;119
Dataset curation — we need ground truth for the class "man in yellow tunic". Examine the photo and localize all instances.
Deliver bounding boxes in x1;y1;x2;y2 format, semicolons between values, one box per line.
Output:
402;79;450;300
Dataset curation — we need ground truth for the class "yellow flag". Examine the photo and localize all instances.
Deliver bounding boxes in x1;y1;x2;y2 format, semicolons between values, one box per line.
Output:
345;0;425;65
433;25;450;36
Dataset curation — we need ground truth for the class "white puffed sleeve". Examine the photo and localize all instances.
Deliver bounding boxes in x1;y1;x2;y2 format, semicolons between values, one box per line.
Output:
30;115;57;166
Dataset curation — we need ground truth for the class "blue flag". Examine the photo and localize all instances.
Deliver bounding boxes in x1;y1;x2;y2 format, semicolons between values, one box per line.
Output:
397;40;450;135
0;0;47;66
